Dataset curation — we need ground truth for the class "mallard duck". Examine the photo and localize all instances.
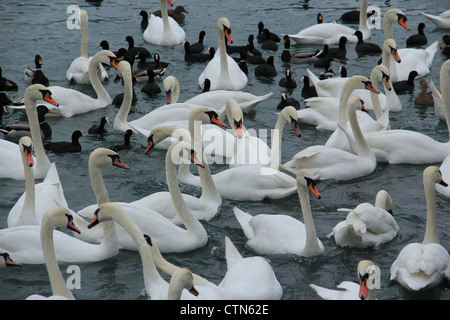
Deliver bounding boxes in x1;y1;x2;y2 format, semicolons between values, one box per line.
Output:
0;67;18;91
24;54;49;86
152;5;189;21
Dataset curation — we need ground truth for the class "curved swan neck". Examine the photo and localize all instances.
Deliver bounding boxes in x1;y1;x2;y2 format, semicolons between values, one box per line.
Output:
89;165;110;205
217;21;229;77
348;102;372;158
80;10;88;58
422;174;440;245
115;70;133;125
297;184;321;256
40;216;75;300
88;54;109;101
165;150;205;231
25;94;51;173
338;79;358;126
270;112;288;169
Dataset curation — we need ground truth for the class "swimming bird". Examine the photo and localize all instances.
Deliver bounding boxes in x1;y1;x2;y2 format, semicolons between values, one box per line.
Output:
44;130;85;153
24;54;49;86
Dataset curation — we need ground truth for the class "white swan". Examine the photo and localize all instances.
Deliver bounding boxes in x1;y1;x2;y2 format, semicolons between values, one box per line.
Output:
363;60;450;164
286;0;373;44
233;169;324;257
113;61;206;139
329;190;399;248
419;10;450;29
0;84;58;180
43;50;118;118
78;142;208;253
198;18;248;91
324;65;392;153
430;80;445;121
177;106;301;201
65;9;108;84
168;268;200;300
384;8;439;82
298;75;380;131
282;97;377;181
164;75;272;113
390;166;450;291
25;207;81;300
310;260;377;300
307;40;401;113
143;0;186;46
436;155;450;197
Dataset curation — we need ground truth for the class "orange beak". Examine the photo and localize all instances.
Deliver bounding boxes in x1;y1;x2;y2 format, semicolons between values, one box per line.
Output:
167;0;174;6
66;214;81;234
224;29;234;44
4;254;21;267
390;47;401;63
110;58;119;70
145;137;155;155
113;157;130;169
43;92;59;107
212;114;227;128
24;148;34;167
234;120;243;138
190;151;205;168
398;15;410;31
365;81;380;94
382;74;392;91
88;215;99;229
359;277;369;300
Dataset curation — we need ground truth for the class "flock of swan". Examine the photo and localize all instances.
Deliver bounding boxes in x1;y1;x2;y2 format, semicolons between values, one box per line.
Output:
0;0;450;301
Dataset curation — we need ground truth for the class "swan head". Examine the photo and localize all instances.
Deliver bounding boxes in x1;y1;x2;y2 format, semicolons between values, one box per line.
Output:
280;106;301;137
145;125;190;154
297;169;321;199
347;75;380;95
19;136;34;168
190;107;227;128
163;75;179;104
25;84;59;107
168;141;205;169
114;60;132;83
41;207;81;235
357;260;375;300
217;18;233;44
347;96;369;116
372;65;392;91
168;268;199;299
89;148;130;170
0;252;21;267
87;202;128;229
423;166;448;188
225;99;244;138
383;39;401;64
95;50;119;70
384;9;409;31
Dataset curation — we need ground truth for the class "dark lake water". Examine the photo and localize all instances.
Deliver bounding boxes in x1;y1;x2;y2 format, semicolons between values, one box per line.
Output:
0;0;449;301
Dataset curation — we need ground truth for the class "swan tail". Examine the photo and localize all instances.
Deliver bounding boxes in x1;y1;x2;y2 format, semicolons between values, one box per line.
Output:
233;207;255;239
224;236;244;270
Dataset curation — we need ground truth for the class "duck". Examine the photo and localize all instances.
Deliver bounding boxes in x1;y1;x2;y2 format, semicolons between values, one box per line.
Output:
392;70;419;93
24;54;49;86
261;29;278;51
143;0;186;46
414;79;434;106
0;84;58;180
254;56;276;77
300;75;317;98
112;74;138;106
125;35;152;59
65;9;108;84
176;107;301;201
0;252;21;268
189;30;206;54
310;260;378;300
165;75;272;113
233;169;323;257
182;41;213;63
419;10;450;29
0;67;18;91
277;92;301;110
286;0;373;44
246;34;262;56
328;36;348;59
282;97;377;181
136;52;170;71
362;60;450;164
354;30;381;54
390;166;450;291
109;129;134;152
152;4;189;21
340;1;381;23
198;17;248;91
383;8;438;82
440;35;450;55
78;142;209;253
256;21;280;42
280;35;320;64
43;50;118;118
1;105;56;140
278;69;297;88
329;190;399;248
138;10;149;30
242;48;266;65
44;130;85;153
87;116;109;135
406;22;428;46
141;68;162;96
